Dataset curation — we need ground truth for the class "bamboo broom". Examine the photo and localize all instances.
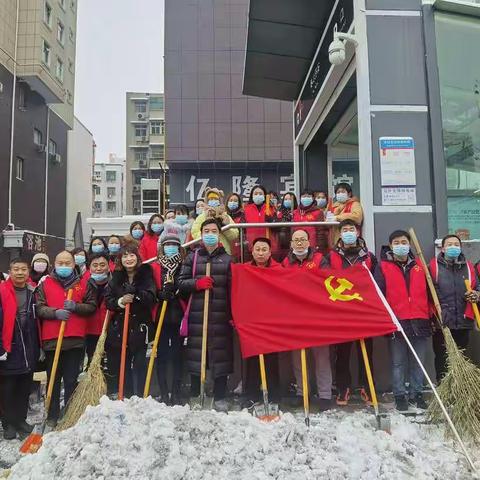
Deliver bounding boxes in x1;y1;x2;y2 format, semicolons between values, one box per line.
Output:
409;228;480;443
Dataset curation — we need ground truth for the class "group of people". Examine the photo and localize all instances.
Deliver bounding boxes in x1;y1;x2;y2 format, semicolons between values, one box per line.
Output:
0;183;478;441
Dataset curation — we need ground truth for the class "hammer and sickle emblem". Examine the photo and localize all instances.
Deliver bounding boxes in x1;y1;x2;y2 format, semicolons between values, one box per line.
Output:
325;276;363;302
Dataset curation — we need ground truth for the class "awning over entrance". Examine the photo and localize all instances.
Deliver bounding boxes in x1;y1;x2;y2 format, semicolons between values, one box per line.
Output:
243;0;336;101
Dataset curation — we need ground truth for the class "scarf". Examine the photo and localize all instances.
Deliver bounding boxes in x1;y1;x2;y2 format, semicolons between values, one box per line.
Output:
51;270;80;291
159;253;182;279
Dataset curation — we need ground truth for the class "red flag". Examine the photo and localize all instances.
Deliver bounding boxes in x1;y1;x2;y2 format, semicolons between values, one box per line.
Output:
231;263;398;358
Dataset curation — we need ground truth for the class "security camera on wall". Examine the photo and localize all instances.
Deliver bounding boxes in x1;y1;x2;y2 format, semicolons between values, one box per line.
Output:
328;24;358;66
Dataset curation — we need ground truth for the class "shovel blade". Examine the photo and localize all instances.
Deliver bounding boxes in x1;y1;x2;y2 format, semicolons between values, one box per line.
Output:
376;414;391;434
19;431;43;454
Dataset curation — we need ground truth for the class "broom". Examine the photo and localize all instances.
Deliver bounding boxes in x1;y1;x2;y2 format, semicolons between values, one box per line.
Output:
409;228;480;443
56;310;112;431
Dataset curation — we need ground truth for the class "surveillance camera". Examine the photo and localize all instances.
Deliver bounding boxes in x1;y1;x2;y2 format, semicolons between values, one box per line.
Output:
328;38;346;66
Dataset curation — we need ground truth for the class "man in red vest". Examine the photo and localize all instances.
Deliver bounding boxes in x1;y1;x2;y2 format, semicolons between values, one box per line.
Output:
0;257;40;440
282;230;331;410
430;234;480;383
380;230;431;412
36;250;96;426
321;219;379;407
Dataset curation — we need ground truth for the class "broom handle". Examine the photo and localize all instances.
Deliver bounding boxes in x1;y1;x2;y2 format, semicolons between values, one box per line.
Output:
200;262;211;406
143;300;168;398
408;228;443;325
45;289;73;415
359;339;379;417
464;280;480;330
118;303;131;401
259;354;269;416
301;348;310;427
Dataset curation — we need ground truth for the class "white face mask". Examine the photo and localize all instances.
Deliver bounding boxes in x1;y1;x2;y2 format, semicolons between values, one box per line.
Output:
293;248;309;257
33;262;48;273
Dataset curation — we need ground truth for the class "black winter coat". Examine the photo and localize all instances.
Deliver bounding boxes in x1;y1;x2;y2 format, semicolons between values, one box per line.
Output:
178;246;233;378
104;264;156;352
0;285;40;376
432;253;479;330
154;263;184;327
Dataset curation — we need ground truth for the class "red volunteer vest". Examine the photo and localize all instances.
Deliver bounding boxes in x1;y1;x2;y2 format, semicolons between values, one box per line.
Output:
282;252;323;270
329;250;373;270
41;276;88;341
0;279;18;353
139;233;160;262
243;203;278;251
380;259;429;320
292;208;323;246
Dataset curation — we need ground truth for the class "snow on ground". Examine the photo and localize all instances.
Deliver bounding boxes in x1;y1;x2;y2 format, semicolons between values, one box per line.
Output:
4;396;477;480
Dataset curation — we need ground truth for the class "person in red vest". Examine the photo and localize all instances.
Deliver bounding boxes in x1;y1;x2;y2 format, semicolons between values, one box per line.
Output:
107;235;122;271
430;234;480;383
151;232;186;405
139;214;165;262
321;219;379;407
380;230;431;412
84;253;111;366
36;250;96;426
0;257;40;440
282;230;331;410
293;189;326;251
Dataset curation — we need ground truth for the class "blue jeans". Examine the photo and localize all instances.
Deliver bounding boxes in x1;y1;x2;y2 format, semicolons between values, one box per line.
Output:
390;335;427;398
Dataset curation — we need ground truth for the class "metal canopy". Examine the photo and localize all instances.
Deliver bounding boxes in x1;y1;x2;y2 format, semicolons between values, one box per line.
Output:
243;0;336;101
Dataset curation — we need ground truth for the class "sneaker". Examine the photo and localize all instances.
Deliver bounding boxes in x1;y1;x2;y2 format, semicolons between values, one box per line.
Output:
414;394;428;410
336;388;351;406
3;424;17;440
317;398;332;412
359;388;371;405
213;399;229;413
16;420;34;434
395;395;409;412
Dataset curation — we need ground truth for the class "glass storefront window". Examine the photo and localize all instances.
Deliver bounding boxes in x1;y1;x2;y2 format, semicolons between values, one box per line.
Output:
436;11;480;239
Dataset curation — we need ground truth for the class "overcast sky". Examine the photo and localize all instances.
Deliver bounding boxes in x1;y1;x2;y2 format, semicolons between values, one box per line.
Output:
74;0;164;163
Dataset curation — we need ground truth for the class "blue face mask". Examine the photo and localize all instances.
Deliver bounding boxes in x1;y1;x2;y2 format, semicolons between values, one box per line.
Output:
56;266;73;278
208;199;220;208
392;244;410;257
91;244;104;254
445;245;461;259
108;244;120;253
283;199;292;209
164;245;180;257
175;215;188;225
341;231;357;245
228;201;239;211
196;208;203;216
336;192;349;203
203;233;219;247
301;197;313;208
91;272;108;283
317;198;327;208
151;223;164;234
270;198;278;206
74;255;86;266
132;229;144;240
253;195;265;206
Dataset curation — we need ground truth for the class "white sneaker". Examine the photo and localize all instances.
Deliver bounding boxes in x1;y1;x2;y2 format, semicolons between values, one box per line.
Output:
213;399;229;413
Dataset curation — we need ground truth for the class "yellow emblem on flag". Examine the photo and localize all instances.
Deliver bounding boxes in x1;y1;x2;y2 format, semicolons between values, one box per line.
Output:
325;276;363;302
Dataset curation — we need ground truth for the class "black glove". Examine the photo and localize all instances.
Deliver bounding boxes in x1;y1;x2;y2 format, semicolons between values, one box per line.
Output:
158;283;175;301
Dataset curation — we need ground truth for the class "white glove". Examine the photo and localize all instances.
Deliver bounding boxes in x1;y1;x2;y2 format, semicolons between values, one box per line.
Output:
0;352;8;361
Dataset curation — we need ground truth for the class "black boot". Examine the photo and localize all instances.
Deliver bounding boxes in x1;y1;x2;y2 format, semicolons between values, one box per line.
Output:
415;394;428;410
3;424;17;440
16;420;34;434
395;395;409;412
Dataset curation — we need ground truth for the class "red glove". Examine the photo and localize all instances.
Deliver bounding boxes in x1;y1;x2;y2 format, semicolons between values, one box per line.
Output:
195;276;214;291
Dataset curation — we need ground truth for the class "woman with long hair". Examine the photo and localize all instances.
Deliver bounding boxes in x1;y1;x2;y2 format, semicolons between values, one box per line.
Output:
139;214;165;261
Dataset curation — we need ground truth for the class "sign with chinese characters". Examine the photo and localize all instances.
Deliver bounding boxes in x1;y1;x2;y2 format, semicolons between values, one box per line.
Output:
22;232;47;253
447;196;480;240
169;166;295;205
379;137;416;187
381;187;417;206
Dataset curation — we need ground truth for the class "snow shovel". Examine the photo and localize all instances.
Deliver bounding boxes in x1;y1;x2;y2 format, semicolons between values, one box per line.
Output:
199;263;211;408
118;303;131;401
301;349;310;427
359;338;390;433
143;299;168;398
254;354;280;422
464;279;480;330
20;289;73;454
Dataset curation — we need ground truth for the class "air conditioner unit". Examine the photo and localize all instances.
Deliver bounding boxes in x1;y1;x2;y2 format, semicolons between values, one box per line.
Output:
51;153;62;164
139;160;147;168
137;113;146;120
141;136;147;142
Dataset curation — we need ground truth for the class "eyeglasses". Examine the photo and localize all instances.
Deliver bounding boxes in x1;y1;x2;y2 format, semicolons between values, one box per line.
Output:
292;238;308;244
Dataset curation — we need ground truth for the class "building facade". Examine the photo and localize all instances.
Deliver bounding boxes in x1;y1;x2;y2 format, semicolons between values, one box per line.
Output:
125;92;166;215
0;0;77;269
92;155;126;218
164;0;294;206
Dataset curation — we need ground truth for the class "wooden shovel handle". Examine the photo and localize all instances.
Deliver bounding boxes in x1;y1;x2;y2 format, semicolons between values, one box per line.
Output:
118;303;131;401
464;279;480;330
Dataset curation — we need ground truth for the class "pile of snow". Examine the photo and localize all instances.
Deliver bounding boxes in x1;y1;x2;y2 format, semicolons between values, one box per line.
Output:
9;397;476;479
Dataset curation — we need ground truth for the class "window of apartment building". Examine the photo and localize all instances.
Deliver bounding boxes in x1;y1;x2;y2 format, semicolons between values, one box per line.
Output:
93;185;100;195
33;128;43;145
42;40;51;66
106;170;116;182
149;97;164;110
48;139;57;156
135;102;147;114
150;145;164;161
94;201;102;212
44;2;52;28
16;157;24;181
57;21;65;46
107;187;116;198
56;58;64;82
135;151;147;162
150;121;164;136
135;125;147;137
106;202;116;212
18;84;27;110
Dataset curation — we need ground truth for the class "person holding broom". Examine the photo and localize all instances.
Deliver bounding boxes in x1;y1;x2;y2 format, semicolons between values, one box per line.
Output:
178;218;233;412
151;229;186;405
36;250;96;427
104;243;156;398
429;234;480;383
